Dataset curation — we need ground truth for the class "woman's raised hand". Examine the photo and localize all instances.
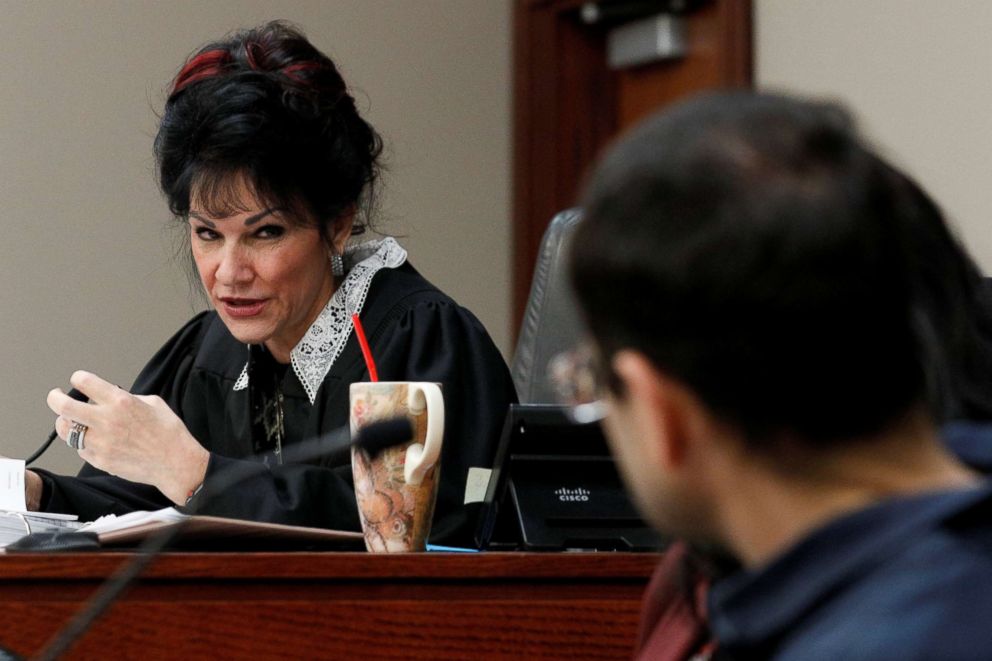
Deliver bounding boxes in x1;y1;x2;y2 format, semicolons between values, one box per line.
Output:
46;370;209;506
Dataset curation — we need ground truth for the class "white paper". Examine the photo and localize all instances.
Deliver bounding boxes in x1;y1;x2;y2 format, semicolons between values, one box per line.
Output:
79;507;187;534
463;467;492;505
0;459;26;512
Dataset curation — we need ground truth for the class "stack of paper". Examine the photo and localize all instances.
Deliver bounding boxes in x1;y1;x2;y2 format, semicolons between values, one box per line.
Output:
0;457;83;548
0;510;83;549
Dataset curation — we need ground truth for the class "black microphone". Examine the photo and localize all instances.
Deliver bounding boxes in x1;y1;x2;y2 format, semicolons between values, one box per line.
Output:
28;417;414;661
355;417;416;456
278;416;413;465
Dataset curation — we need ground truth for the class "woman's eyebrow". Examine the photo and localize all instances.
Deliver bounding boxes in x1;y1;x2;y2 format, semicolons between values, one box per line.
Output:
244;207;286;226
188;212;216;228
188;207;286;228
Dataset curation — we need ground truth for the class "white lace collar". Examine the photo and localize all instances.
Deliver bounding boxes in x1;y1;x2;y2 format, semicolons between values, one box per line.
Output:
232;237;407;403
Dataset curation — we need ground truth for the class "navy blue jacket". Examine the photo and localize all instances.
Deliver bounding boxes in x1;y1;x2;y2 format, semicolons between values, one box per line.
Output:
708;422;992;660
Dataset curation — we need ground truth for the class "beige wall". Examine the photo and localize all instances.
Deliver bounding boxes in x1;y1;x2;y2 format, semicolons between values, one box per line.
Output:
756;0;992;272
7;1;988;478
0;0;511;475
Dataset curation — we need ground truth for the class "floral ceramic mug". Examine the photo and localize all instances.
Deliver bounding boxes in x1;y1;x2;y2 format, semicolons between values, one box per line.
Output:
350;382;444;552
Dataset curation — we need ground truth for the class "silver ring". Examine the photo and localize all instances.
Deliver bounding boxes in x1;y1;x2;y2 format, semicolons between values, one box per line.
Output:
67;421;88;451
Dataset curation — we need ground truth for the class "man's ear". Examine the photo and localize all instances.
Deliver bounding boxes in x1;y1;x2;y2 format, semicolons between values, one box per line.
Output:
611;351;691;471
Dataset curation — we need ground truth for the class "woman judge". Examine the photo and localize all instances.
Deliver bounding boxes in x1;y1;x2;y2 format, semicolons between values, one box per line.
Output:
26;21;515;546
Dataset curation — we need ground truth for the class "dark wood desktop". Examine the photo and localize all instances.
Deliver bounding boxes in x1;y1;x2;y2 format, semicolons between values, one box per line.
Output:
0;551;658;659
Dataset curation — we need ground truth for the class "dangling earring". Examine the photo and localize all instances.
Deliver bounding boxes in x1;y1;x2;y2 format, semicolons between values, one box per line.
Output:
330;252;344;278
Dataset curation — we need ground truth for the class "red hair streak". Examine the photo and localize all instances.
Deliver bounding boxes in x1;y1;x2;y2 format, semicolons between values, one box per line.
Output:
281;61;320;84
171;49;233;96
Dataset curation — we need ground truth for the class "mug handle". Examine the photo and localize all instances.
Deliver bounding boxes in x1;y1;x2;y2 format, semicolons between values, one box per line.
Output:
404;383;444;486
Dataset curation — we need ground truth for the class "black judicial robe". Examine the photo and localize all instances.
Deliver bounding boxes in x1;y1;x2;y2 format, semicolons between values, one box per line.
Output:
35;263;517;546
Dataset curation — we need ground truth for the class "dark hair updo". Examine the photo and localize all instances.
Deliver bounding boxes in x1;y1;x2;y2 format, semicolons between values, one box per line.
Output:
154;20;382;236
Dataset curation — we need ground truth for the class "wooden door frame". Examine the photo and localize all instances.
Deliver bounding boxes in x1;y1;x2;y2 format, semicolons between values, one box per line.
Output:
511;0;753;333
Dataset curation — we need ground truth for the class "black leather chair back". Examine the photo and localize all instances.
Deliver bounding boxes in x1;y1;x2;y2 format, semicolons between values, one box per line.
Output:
511;209;585;403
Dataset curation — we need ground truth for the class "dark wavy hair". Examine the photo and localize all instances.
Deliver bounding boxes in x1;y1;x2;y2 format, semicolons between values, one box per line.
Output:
571;91;992;446
154;21;382;239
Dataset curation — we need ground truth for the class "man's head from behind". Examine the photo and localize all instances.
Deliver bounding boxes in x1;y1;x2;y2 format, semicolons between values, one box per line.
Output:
570;91;983;550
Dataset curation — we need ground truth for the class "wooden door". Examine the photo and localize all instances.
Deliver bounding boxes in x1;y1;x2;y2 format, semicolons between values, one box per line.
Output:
512;0;752;328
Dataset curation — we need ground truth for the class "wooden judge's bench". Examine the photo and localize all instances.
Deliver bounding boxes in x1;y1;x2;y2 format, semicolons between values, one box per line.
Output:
0;551;658;659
